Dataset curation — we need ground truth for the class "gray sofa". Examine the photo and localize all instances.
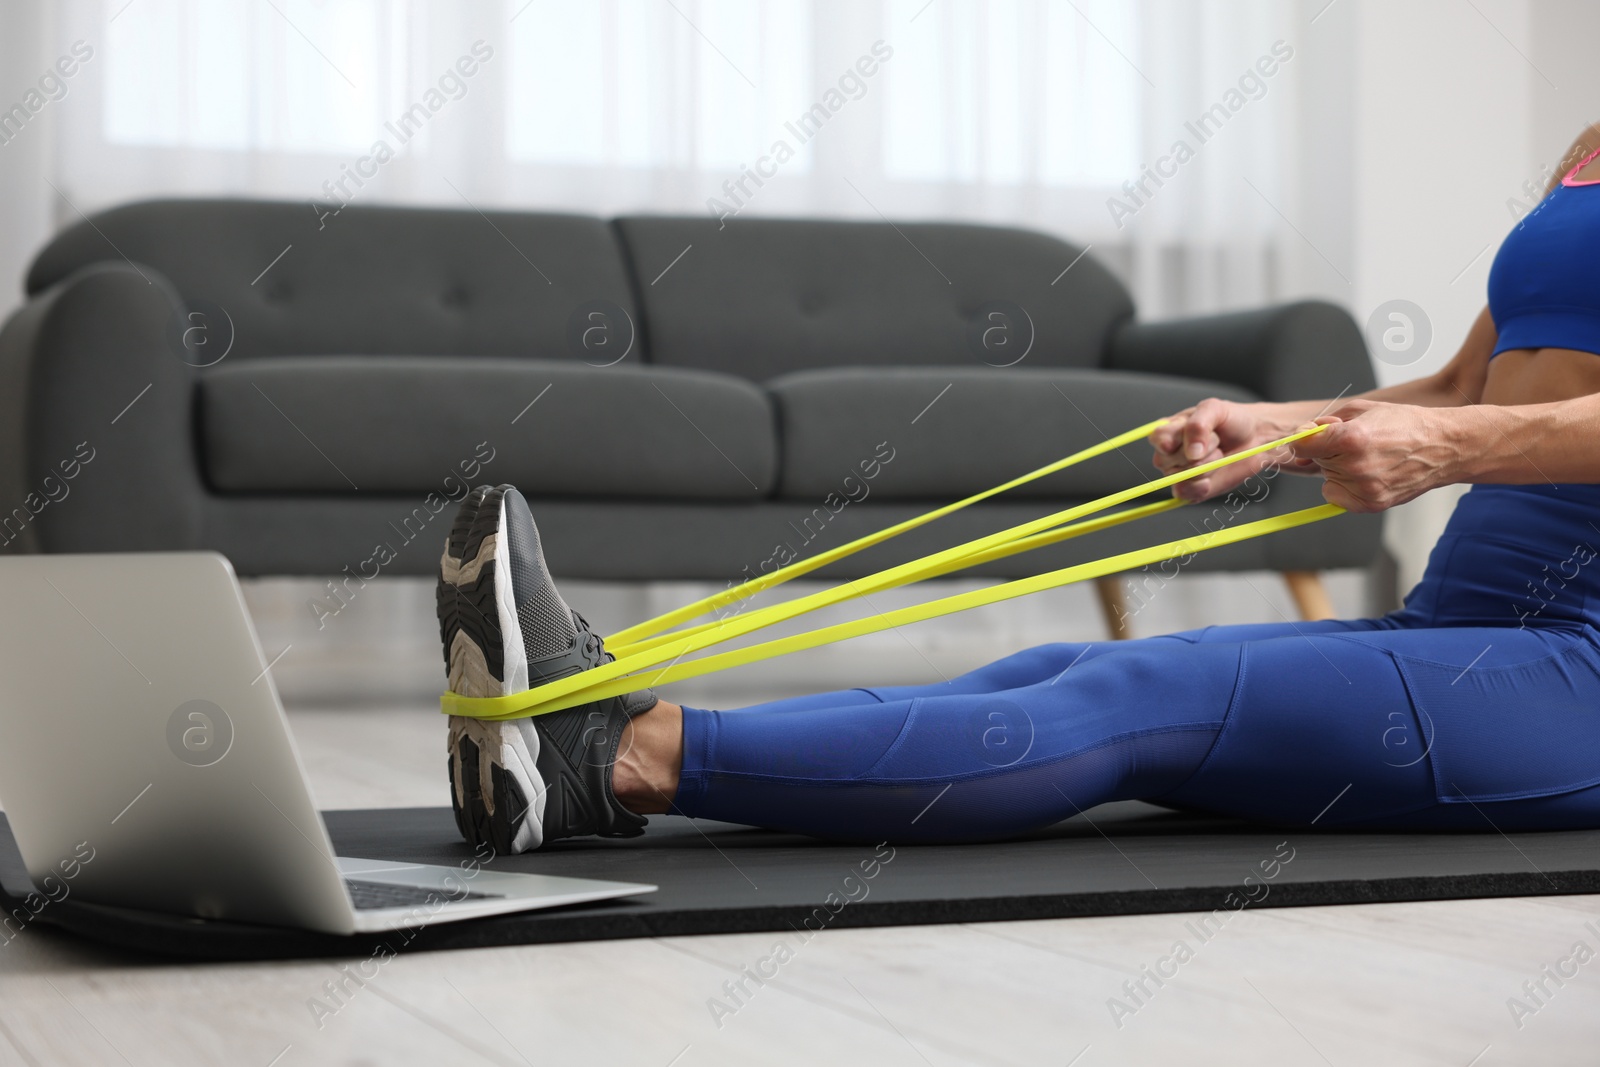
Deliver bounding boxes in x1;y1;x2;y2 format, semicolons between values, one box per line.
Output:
0;199;1379;604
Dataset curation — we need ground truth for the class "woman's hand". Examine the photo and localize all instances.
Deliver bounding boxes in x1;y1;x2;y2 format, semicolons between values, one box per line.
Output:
1150;398;1318;502
1290;400;1465;512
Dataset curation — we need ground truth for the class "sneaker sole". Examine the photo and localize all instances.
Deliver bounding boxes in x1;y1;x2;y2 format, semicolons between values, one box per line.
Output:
439;486;545;854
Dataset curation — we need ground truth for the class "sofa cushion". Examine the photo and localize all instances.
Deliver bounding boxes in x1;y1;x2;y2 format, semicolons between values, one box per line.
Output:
199;357;776;499
769;367;1260;500
614;216;1133;380
29;200;642;364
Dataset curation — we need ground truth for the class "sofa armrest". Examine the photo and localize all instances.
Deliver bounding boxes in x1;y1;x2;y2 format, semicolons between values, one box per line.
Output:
1106;300;1375;404
0;261;203;553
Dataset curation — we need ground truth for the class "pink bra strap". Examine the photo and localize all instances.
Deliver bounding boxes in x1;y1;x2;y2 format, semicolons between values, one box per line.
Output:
1562;142;1600;187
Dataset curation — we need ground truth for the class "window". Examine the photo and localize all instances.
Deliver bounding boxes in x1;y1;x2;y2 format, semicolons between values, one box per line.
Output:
97;0;1137;189
103;0;406;156
883;0;1140;187
505;0;814;173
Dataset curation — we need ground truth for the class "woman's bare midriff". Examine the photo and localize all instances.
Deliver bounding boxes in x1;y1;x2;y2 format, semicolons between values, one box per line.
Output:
1482;347;1600;406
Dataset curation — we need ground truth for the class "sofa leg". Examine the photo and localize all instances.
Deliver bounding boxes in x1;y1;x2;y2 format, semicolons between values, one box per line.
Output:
1094;577;1133;640
1283;570;1335;621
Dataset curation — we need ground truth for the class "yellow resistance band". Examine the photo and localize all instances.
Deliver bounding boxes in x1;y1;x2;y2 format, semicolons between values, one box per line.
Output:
606;423;1302;665
609;496;1187;660
606;418;1171;650
588;425;1327;677
443;422;1338;722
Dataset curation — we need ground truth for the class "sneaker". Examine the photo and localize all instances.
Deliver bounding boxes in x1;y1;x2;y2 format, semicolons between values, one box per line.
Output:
437;485;656;854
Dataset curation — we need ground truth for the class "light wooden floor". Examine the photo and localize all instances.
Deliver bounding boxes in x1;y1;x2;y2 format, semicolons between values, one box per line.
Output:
4;703;1599;1066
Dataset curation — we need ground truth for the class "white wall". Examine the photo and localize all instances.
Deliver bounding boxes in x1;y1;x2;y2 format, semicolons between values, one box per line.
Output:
1352;0;1533;375
1529;2;1600;159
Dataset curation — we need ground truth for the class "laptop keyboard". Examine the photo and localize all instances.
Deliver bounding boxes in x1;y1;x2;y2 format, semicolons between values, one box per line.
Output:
344;878;503;911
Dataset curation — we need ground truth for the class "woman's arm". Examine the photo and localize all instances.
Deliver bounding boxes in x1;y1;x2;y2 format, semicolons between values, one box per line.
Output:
1292;390;1600;512
1151;306;1498;500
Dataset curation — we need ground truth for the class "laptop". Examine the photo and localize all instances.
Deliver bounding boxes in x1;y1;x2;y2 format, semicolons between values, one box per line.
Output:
0;551;655;935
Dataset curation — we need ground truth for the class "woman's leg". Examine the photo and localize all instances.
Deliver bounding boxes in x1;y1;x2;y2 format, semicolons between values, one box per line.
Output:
610;639;1127;812
617;621;1600;841
440;484;1600;850
610;635;1180;810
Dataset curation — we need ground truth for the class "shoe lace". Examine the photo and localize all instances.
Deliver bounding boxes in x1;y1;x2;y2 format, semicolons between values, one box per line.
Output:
573;611;613;665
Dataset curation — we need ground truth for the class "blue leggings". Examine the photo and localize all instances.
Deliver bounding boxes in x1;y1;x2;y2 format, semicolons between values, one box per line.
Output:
672;484;1600;841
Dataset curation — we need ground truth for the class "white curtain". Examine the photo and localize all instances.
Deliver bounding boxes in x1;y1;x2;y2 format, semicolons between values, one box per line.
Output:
46;0;1306;320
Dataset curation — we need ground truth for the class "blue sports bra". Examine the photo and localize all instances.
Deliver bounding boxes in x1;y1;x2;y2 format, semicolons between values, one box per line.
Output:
1486;145;1600;357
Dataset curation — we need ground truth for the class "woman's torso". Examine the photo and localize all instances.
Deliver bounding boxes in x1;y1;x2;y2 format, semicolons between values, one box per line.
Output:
1483;146;1600;405
1482;348;1600;406
1410;146;1600;631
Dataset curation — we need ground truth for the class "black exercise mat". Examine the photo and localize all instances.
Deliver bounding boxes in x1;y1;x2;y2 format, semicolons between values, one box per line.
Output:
4;803;1600;962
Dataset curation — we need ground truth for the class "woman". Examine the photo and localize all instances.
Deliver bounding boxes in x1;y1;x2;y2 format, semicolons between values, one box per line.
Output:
440;126;1600;855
